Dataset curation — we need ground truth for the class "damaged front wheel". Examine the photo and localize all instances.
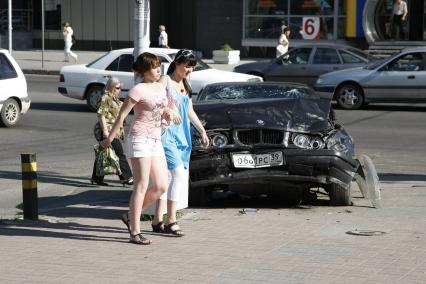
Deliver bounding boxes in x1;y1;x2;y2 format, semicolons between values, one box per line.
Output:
327;183;352;206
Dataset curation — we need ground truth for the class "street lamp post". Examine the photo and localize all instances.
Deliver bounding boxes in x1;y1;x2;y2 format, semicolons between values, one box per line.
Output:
133;0;150;60
41;0;45;68
8;0;12;54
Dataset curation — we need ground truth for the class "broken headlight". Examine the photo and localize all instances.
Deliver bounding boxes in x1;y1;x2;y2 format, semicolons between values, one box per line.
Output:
326;129;354;155
292;134;325;149
210;133;228;148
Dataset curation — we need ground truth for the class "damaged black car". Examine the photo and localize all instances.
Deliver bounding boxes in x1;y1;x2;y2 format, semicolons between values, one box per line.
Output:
189;82;380;207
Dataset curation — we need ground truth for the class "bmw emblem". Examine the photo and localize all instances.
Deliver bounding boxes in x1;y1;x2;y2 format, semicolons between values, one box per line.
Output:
256;119;265;126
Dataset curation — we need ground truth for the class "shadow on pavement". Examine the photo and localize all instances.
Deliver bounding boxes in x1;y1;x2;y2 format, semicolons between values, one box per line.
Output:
0;219;128;243
379;173;426;182
15;189;131;220
30;102;90;113
0;170;107;188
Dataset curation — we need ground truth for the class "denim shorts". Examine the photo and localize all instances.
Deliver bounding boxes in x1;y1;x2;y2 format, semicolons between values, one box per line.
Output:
127;135;164;158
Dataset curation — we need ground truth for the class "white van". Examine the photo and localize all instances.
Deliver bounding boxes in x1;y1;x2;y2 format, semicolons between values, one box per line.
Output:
0;49;30;127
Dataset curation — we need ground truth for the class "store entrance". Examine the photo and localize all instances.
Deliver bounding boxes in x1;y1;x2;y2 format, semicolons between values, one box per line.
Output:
375;0;425;41
408;0;425;40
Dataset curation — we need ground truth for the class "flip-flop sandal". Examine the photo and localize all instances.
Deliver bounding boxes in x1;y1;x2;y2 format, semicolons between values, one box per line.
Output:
151;221;165;233
129;233;152;245
121;212;131;234
164;222;185;237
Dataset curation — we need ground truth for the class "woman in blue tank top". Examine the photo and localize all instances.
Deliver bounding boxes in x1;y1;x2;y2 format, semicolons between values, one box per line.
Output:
152;49;209;236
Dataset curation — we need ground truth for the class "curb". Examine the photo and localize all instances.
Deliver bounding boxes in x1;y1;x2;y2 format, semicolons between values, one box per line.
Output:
23;69;60;76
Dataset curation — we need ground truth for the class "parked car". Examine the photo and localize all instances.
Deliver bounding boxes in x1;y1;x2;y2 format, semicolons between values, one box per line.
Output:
0;49;30;127
233;44;376;86
58;48;262;111
314;47;426;109
188;82;380;206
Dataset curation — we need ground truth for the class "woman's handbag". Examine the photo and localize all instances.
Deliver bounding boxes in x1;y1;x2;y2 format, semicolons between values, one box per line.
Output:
94;144;121;176
276;44;286;55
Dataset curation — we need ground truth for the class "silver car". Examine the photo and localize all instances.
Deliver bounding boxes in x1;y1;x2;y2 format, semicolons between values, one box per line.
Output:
314;47;426;110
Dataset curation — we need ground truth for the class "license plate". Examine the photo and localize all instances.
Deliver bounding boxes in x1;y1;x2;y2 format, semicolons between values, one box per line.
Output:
232;151;283;168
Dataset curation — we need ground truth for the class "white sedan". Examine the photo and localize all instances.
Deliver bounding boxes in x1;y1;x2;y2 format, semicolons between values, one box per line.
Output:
0;49;31;127
58;48;263;111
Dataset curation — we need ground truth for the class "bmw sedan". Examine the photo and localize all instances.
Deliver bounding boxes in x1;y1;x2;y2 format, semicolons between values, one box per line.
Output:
188;82;381;207
58;48;262;111
314;47;426;110
233;44;376;86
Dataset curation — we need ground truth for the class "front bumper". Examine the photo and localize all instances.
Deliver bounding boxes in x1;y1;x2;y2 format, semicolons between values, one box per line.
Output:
313;85;335;99
189;149;359;189
21;96;31;114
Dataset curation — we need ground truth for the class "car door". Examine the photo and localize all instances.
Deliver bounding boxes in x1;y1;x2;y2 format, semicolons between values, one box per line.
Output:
310;47;343;85
263;47;313;84
364;52;425;101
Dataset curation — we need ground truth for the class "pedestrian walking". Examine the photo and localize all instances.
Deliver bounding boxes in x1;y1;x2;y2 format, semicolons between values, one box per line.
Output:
91;77;133;186
62;21;78;62
158;25;169;48
276;27;291;58
151;49;209;236
391;0;408;40
101;52;180;245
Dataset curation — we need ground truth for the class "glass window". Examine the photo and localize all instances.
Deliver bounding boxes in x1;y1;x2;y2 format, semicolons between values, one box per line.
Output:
386;53;425;72
106;57;119;71
290;0;334;16
313;48;341;64
245;16;286;39
0;54;18;80
200;84;313;101
339;50;363;63
246;0;288;15
117;54;134;72
34;0;62;30
289;16;334;40
106;54;133;72
284;48;312;64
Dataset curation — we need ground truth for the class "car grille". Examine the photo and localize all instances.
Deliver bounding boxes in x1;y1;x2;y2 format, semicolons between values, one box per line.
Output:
237;129;284;145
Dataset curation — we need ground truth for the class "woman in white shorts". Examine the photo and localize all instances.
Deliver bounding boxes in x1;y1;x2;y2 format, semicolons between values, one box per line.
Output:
101;52;180;245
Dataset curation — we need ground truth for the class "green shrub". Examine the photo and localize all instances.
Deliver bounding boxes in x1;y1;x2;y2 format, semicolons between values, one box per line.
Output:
220;44;234;52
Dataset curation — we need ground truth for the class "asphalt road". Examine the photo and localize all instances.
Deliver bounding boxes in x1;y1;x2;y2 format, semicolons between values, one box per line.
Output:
1;74;426;217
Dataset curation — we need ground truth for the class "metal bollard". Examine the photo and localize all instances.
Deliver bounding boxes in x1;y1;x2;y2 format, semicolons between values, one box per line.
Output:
21;153;38;220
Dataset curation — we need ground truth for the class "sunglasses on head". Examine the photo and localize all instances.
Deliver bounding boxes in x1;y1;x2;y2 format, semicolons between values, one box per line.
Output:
176;49;194;61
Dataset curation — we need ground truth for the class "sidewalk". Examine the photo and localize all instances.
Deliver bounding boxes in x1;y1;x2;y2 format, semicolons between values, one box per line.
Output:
11;49;257;75
1;179;426;283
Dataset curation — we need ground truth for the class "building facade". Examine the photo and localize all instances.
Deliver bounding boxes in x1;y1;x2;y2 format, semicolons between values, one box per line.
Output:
1;1;424;56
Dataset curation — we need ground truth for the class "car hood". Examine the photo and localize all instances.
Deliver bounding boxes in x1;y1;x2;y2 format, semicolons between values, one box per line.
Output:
194;97;331;133
320;67;369;80
234;60;271;72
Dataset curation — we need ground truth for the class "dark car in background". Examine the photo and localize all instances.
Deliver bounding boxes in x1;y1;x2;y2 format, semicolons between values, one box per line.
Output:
189;82;380;207
314;47;426;109
234;44;377;86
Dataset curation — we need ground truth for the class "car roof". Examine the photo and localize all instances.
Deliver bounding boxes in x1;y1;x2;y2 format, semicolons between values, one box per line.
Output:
107;47;180;55
292;43;360;49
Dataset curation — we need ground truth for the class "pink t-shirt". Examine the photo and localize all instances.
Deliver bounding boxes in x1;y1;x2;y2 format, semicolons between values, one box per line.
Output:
128;82;168;139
